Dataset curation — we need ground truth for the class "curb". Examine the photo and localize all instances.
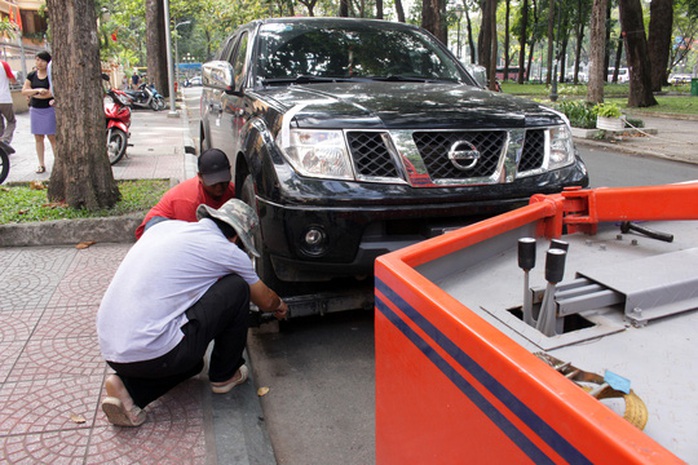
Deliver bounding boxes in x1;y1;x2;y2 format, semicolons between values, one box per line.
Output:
0;212;141;248
573;137;698;166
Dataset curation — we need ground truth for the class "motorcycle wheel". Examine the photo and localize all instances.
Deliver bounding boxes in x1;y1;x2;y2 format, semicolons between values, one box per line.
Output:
107;128;128;165
0;147;9;184
151;96;166;111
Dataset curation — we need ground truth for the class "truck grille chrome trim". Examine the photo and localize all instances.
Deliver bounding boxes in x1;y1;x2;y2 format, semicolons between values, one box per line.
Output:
345;128;549;187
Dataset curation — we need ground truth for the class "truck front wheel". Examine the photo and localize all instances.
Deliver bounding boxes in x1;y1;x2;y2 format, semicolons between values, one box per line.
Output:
240;174;289;295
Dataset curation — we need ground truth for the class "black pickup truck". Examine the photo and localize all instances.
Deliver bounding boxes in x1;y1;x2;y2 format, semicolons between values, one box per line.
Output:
200;17;588;294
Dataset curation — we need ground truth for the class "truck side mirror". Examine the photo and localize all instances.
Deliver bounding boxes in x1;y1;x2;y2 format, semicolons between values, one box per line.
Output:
201;60;239;95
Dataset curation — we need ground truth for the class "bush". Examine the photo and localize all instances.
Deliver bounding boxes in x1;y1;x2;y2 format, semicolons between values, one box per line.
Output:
553;100;597;129
593;102;622;118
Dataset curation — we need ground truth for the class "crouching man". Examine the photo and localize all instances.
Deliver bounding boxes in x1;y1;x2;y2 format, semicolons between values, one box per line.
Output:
96;199;288;427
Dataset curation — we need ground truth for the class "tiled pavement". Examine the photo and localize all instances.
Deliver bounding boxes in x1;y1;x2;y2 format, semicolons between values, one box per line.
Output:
1;104;272;464
0;244;209;464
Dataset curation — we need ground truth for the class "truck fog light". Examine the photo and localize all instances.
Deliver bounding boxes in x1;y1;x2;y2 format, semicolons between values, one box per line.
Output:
302;227;327;256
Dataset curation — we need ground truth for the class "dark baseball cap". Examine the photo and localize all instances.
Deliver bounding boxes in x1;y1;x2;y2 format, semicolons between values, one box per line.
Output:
198;148;231;186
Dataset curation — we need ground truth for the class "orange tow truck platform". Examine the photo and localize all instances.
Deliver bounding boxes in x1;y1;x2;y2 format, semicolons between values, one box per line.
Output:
375;184;697;464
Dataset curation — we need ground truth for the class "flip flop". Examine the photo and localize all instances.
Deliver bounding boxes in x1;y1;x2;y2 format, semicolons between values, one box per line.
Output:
101;396;146;427
35;166;46;173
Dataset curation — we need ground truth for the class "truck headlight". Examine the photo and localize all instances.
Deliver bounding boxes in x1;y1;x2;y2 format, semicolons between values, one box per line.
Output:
548;125;575;169
281;129;354;180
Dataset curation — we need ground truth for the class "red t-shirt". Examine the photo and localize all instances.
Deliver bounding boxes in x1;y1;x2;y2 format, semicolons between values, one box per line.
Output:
135;177;236;239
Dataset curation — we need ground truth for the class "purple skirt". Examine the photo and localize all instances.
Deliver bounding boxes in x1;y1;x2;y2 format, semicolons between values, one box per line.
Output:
29;106;56;135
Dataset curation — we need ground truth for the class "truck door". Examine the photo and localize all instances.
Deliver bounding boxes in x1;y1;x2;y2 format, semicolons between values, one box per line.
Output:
218;32;251;177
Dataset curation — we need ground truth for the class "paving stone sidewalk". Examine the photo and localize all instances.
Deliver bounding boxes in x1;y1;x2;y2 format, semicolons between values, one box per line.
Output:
0;107;275;465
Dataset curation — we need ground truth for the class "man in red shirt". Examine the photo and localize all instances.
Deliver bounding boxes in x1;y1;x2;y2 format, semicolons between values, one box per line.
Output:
0;60;17;146
135;148;236;239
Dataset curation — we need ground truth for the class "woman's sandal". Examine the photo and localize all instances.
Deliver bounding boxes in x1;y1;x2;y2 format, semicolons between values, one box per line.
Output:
35;166;46;173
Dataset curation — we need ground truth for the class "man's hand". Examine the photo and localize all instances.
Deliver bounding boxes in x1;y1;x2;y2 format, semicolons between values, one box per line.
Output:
250;280;288;320
273;299;289;320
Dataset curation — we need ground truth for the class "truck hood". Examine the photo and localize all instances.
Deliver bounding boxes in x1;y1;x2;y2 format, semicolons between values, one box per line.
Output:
254;81;562;130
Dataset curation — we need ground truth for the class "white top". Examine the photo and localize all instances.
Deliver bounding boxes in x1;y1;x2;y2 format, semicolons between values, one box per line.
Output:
0;61;15;103
97;218;259;363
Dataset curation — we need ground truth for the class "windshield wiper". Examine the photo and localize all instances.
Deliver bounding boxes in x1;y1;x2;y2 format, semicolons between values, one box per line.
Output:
262;75;351;85
367;75;429;83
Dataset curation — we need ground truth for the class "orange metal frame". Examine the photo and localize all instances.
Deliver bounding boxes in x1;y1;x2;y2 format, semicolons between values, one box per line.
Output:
375;184;696;464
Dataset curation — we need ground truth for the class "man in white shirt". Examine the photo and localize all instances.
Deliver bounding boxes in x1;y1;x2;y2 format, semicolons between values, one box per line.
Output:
0;60;17;145
97;199;288;427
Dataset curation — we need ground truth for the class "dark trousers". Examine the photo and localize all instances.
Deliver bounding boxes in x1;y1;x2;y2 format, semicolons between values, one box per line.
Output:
107;274;250;408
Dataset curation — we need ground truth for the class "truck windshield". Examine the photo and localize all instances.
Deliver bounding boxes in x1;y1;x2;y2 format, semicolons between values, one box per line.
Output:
255;22;468;84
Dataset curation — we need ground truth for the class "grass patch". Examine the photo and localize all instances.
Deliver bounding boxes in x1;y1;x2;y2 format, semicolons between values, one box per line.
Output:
502;82;698;117
606;95;698;116
500;82;631;98
0;179;169;224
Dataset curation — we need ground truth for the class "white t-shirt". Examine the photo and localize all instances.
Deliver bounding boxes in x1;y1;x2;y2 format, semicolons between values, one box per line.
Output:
97;218;259;363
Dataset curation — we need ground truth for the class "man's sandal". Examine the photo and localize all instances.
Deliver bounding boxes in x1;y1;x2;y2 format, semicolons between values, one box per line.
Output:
210;365;249;394
101;397;147;427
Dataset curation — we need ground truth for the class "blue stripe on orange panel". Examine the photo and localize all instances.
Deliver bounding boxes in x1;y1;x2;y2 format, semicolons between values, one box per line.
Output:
376;278;591;465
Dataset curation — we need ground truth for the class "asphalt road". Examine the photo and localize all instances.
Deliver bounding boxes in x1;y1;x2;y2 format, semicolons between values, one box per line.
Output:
581;146;698;188
181;87;698;465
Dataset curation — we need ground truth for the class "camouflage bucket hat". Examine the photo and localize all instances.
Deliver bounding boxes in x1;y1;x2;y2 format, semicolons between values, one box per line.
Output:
196;199;261;257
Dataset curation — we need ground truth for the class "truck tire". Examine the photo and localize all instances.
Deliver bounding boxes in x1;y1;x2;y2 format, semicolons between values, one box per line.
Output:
240;174;289;295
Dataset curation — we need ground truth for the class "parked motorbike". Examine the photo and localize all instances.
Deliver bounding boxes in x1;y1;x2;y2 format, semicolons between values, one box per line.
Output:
105;88;132;165
123;82;166;111
0;141;12;184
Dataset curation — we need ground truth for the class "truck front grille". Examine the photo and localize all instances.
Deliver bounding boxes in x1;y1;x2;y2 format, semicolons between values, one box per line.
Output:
413;131;506;179
518;129;545;172
347;132;399;178
346;128;548;185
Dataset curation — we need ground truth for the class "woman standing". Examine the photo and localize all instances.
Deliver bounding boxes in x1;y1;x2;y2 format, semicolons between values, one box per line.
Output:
22;51;56;174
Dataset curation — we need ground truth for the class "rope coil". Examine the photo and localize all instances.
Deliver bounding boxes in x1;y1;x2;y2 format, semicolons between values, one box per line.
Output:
535;352;648;430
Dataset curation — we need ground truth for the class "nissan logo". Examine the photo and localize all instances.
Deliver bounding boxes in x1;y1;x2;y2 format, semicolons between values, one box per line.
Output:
448;140;481;170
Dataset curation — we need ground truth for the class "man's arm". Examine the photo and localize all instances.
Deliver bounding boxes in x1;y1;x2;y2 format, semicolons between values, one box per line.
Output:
249;280;288;320
2;61;15;83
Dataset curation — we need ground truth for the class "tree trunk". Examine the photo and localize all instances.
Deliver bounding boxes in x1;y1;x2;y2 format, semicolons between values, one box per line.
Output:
647;0;673;90
146;0;168;98
478;0;493;73
339;0;349;16
618;0;658;107
489;0;498;89
517;0;528;83
503;0;510;81
422;0;447;45
546;0;555;85
587;0;608;103
376;0;384;19
465;6;476;63
611;37;623;82
560;35;568;83
45;0;120;209
573;0;586;84
604;2;612;81
395;0;406;22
